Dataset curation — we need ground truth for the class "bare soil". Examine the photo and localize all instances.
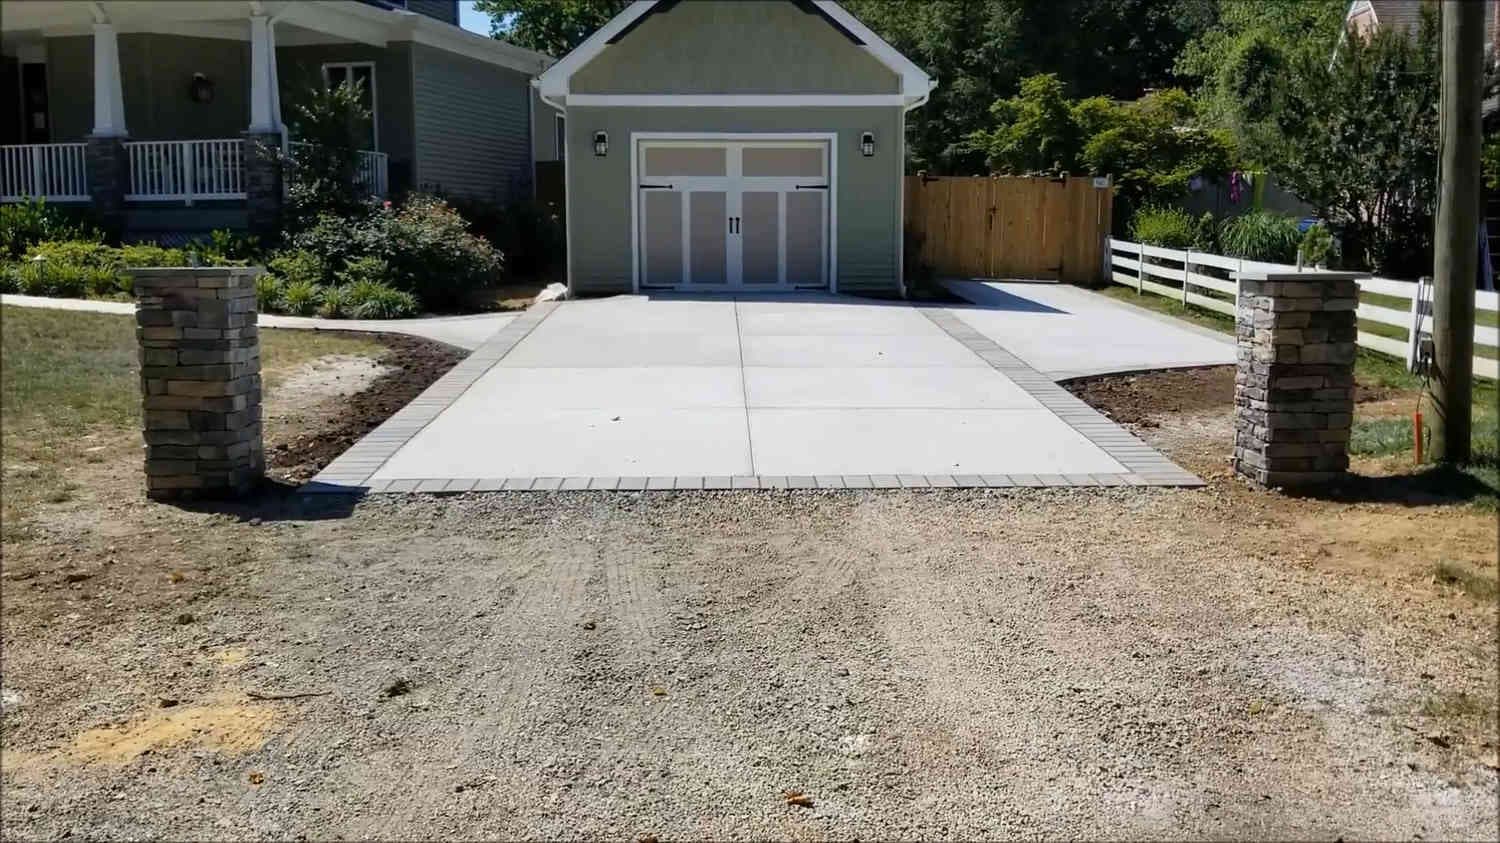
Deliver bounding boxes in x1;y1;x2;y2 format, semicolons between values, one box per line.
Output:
2;360;1496;840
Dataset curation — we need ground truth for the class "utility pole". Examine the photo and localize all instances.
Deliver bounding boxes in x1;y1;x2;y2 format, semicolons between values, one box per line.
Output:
1428;0;1484;463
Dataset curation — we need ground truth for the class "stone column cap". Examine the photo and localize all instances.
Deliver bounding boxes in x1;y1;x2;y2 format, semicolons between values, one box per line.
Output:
125;266;265;277
1232;269;1369;282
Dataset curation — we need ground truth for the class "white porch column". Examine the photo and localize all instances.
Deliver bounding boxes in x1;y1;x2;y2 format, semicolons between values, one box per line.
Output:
248;14;281;133
91;22;127;136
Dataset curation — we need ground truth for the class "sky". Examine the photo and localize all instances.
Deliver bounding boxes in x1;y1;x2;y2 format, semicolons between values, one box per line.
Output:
458;1;492;36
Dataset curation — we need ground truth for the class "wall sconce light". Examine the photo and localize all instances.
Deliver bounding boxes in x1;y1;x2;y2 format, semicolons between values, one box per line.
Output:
189;73;215;104
860;131;875;157
593;131;608;157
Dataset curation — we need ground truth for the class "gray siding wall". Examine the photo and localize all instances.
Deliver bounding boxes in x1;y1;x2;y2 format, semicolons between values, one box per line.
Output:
277;42;416;192
566;106;902;297
411;43;533;202
47;34;251;141
406;0;459;26
570;0;898;95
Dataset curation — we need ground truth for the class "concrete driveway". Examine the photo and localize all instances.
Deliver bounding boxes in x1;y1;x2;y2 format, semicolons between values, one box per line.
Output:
311;292;1206;492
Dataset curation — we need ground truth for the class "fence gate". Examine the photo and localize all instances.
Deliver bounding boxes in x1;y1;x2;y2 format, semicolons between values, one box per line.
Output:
903;175;1113;283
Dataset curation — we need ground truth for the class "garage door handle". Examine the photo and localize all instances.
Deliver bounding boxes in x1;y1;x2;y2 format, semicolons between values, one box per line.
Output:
727;216;740;234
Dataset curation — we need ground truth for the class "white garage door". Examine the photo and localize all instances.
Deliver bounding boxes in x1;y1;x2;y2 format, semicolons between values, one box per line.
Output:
636;138;830;291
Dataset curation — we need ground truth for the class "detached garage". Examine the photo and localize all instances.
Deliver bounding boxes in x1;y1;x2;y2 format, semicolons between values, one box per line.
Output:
533;0;934;297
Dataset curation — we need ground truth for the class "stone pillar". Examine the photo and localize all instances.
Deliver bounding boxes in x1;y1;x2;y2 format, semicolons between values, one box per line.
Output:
85;135;127;240
1232;270;1366;488
243;132;283;241
132;267;264;500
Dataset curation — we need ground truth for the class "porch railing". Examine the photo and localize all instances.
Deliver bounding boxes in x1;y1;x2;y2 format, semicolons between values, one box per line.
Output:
0;143;90;202
287;142;389;198
125;139;246;203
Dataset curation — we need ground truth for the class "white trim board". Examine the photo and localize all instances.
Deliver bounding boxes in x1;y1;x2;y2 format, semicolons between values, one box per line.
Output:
535;0;934;103
561;94;911;107
629;132;839;295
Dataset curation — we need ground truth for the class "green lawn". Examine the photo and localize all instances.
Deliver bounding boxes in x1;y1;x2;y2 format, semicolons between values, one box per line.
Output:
1;306;382;537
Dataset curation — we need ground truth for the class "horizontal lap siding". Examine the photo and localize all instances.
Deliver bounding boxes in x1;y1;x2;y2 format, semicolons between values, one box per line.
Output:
411;44;532;203
565;106;901;297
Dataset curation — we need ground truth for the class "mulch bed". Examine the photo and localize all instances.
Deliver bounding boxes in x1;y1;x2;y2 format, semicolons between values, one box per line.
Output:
265;333;467;485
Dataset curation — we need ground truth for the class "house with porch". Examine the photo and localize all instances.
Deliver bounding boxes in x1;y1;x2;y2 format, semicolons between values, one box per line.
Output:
1;0;554;241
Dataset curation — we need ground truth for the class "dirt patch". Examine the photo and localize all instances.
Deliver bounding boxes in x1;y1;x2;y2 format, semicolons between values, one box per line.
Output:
1064;365;1234;427
264;333;465;485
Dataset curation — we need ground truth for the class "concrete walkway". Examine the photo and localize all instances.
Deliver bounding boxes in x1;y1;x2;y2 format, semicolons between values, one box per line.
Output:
942;281;1235;380
310;294;1202;492
0;293;514;350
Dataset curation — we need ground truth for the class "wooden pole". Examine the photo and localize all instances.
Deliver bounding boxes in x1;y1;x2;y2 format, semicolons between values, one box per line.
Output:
1428;0;1484;463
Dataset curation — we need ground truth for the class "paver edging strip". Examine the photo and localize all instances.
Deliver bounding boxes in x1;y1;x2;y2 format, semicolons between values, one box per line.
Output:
300;301;560;494
917;306;1204;489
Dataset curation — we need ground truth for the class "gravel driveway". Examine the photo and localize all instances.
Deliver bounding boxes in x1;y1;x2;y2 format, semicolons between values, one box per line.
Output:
4;487;1495;840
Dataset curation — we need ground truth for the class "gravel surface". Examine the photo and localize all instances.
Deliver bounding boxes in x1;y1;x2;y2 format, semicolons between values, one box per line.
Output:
2;362;1496;840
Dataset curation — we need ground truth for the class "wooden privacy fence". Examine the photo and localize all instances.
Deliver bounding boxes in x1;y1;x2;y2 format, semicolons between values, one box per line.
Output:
903;175;1113;283
1108;237;1499;380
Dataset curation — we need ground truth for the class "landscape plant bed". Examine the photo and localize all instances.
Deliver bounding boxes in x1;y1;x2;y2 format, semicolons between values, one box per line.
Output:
265;332;466;485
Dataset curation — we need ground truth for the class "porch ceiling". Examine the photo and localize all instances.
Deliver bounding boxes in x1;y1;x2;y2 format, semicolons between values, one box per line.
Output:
0;1;387;48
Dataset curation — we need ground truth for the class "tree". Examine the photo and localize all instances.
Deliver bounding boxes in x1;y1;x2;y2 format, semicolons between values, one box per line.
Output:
282;82;373;228
1262;10;1439;276
472;0;628;57
1174;0;1346;163
967;77;1236;209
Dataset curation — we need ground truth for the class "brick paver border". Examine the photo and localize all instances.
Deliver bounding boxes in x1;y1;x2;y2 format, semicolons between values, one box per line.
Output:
303;300;1203;494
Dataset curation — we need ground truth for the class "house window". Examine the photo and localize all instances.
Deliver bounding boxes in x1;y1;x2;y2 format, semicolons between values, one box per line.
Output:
321;62;378;150
555;114;565;160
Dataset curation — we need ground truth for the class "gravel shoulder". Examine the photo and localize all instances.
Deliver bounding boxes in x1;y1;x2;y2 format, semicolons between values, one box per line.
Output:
2;363;1496;840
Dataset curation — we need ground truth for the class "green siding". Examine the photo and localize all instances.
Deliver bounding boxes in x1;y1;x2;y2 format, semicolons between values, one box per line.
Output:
570;0;898;95
47;34;250;141
277;42;416;192
411;43;533;202
565;107;902;297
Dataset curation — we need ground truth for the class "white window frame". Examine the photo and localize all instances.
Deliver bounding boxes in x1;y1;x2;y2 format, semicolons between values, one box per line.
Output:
320;61;379;151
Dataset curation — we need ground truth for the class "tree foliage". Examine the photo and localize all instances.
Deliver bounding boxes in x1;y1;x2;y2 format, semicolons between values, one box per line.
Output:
1260;10;1438;276
472;0;628;57
1174;0;1345;164
968;77;1236;209
283;81;372;227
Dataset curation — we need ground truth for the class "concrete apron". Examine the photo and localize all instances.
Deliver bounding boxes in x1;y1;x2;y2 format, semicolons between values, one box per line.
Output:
305;295;1202;493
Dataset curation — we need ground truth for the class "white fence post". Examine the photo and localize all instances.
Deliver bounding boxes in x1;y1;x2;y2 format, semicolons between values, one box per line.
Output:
28;146;42;197
1182;249;1192;306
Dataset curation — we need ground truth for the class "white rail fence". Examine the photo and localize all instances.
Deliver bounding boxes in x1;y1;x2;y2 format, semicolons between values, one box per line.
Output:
1108;237;1498;380
125;139;246;203
0;143;90;202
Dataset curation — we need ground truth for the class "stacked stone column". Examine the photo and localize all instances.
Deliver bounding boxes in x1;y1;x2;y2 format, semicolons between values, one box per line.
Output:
132;267;265;500
1233;270;1365;488
242;132;284;242
85;135;128;240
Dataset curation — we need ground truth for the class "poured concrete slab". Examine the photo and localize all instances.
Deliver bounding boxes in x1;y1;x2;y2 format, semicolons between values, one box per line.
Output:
312;292;1203;491
942;281;1235;380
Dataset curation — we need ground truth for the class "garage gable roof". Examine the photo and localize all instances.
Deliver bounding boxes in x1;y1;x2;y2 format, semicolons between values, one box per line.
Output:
534;0;934;107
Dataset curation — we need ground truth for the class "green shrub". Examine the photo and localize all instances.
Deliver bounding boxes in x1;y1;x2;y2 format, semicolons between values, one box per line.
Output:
255;273;284;312
335;255;390;287
266;249;325;287
0;262;20;294
344;280;419;319
1;198;91;259
1299;223;1335;267
119;243;188;268
450;197;563;280
24;240;119;270
317;284;348;318
1130;206;1199;249
83;264;127;297
280;279;324;316
17;259;88;298
1218;211;1302;263
201;229;260;262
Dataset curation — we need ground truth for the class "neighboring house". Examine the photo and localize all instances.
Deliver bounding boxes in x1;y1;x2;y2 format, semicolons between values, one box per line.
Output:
535;0;934;298
1343;0;1499;49
0;0;553;241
